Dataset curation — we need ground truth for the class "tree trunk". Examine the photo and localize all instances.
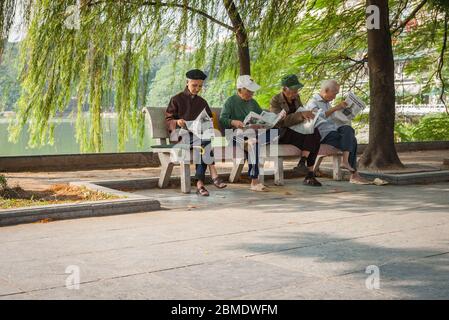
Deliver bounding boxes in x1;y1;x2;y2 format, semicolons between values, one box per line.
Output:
359;0;404;170
223;0;251;75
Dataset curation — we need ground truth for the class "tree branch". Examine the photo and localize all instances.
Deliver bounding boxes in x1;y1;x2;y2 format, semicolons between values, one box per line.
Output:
85;0;234;31
437;12;448;114
389;0;409;29
391;0;428;35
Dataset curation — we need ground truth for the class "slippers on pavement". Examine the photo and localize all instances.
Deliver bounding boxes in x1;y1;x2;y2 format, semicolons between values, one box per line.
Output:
250;183;269;192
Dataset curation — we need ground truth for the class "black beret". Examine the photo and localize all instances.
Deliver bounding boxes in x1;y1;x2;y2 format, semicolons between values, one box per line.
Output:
186;69;207;80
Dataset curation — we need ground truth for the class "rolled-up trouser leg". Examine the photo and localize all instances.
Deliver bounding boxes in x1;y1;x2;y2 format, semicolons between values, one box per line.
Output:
349;136;358;170
337;125;358;170
303;128;322;167
191;134;214;182
247;139;259;180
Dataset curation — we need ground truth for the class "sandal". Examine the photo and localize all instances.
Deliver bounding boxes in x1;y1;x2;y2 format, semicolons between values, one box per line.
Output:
340;164;356;173
250;183;269;192
212;177;227;189
303;176;322;187
196;186;210;196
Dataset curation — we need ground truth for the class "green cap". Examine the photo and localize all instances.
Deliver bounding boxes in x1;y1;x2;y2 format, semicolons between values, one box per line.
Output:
281;74;304;90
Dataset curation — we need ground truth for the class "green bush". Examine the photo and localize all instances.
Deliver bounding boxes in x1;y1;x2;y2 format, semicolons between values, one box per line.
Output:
394;114;449;142
0;174;7;190
411;114;449;141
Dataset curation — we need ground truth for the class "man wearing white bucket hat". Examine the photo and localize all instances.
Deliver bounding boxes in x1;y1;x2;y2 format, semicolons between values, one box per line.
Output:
220;75;284;192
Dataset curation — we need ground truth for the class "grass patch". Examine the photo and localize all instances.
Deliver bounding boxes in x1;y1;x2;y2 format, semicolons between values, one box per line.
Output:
0;180;120;210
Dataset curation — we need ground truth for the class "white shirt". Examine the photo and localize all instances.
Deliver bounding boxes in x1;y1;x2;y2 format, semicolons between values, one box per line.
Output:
305;93;339;141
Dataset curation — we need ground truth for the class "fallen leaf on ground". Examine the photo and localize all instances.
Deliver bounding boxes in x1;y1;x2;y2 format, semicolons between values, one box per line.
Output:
35;218;53;224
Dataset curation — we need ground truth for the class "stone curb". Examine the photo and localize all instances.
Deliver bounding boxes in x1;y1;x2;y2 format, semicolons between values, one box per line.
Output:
0;182;161;227
318;167;449;185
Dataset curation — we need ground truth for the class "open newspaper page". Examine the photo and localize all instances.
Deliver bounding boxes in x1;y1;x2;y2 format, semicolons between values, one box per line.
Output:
183;109;215;144
243;111;283;129
332;92;366;124
289;108;326;135
233;111;282;148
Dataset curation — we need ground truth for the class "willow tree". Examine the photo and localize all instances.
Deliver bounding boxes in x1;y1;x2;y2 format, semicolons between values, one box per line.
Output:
2;0;308;152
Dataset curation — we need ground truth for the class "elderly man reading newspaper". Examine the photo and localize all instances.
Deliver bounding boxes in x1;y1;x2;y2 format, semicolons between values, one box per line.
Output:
165;69;227;196
305;80;371;185
220;75;285;192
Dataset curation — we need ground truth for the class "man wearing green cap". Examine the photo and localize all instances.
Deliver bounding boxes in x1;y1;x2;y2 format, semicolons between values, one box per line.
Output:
270;74;322;186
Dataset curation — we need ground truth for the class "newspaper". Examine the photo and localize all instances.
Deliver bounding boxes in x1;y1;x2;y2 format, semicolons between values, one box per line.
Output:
182;109;215;141
289;109;326;135
332;92;366;124
232;111;282;148
243;111;283;129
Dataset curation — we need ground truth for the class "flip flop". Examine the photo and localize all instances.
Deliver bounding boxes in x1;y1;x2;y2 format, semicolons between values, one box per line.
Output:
196;186;210;196
340;165;356;174
212;177;227;189
250;183;269;192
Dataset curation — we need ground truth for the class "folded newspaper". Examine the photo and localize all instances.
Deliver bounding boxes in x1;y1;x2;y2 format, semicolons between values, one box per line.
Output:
243;111;283;129
182;109;215;141
289;109;326;135
332;92;366;124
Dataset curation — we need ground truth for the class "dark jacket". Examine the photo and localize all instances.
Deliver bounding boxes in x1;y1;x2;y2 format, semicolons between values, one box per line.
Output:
165;87;212;133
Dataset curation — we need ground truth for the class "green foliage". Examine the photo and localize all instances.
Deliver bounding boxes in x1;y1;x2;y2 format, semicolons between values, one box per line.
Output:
4;0;315;152
0;43;20;111
2;0;449;153
395;114;449;142
0;174;7;190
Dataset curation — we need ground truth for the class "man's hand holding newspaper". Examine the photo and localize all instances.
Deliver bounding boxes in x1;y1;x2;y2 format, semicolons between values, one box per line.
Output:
289;108;326;135
182;109;215;141
242;110;286;129
332;92;366;124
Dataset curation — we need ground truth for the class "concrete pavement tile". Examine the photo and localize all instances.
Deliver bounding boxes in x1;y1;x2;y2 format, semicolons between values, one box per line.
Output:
156;259;319;299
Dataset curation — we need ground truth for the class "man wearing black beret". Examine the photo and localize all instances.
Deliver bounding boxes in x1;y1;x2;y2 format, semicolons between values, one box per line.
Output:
165;69;227;196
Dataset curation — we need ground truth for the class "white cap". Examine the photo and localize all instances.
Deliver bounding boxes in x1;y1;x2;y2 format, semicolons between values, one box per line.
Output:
236;75;261;92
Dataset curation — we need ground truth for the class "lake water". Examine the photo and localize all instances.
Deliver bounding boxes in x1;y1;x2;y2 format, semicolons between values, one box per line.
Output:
0;117;155;156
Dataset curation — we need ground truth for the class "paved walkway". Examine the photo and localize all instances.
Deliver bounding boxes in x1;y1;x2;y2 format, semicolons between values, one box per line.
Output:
1;179;449;299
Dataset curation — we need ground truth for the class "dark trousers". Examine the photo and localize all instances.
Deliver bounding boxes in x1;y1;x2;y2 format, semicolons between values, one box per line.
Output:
279;127;321;167
188;133;214;182
232;130;279;180
321;125;358;170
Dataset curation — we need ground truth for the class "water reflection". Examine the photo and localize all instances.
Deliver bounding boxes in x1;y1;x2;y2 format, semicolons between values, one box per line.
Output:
0;117;154;156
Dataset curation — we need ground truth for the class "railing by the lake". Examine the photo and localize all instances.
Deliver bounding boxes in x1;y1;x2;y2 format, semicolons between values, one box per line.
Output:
363;104;447;115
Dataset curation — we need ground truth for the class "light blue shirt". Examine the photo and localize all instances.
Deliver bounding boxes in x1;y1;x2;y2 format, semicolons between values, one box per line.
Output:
305;93;338;141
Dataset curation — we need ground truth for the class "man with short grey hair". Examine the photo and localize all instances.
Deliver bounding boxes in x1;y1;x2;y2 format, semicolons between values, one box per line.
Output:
305;80;370;184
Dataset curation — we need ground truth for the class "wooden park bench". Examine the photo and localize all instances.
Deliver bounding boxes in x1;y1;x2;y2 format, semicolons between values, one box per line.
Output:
142;107;304;193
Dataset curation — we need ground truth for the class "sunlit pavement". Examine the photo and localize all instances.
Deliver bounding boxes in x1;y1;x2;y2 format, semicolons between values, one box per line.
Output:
1;179;449;299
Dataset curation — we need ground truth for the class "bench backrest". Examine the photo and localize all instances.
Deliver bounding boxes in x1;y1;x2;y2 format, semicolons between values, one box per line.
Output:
143;106;224;145
142;107;170;145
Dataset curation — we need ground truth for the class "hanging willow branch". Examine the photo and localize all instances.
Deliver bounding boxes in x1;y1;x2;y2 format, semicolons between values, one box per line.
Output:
0;0;17;63
6;0;311;152
437;12;448;114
